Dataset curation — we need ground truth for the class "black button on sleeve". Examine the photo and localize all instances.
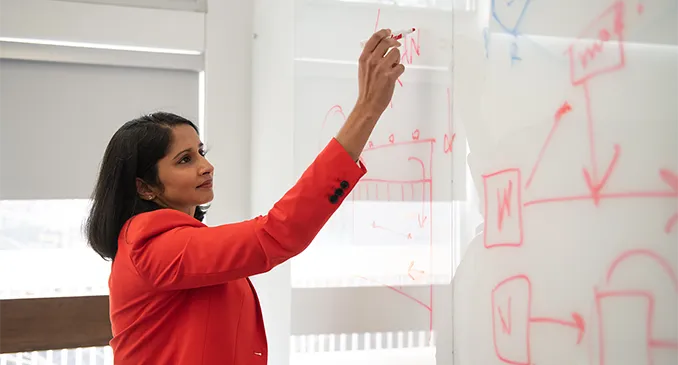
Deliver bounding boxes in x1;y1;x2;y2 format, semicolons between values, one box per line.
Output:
335;188;344;197
329;195;339;204
340;180;349;189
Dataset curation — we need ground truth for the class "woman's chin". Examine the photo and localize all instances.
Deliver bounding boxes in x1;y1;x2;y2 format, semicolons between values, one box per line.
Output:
198;190;214;204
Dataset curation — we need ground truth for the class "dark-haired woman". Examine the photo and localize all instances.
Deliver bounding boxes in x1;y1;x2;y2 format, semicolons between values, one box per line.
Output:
86;29;404;364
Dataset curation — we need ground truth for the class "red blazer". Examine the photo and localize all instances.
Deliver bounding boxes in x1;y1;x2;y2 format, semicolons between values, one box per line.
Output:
108;138;366;364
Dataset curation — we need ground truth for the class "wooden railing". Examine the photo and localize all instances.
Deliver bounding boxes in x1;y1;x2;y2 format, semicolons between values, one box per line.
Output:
0;296;112;354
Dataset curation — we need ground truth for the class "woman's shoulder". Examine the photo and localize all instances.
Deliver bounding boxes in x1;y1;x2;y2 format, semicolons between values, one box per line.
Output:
121;208;204;246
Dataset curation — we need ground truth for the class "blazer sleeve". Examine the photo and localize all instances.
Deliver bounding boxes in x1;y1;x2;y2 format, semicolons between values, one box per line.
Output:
122;138;366;291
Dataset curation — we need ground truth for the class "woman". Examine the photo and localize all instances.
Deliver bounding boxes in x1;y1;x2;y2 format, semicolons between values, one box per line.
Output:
86;29;404;364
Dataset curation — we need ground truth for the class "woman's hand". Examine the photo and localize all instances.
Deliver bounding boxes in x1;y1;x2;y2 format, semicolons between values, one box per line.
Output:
334;29;406;161
355;29;405;119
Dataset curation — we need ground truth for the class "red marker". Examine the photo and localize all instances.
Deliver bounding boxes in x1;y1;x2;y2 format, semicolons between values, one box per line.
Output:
360;28;416;48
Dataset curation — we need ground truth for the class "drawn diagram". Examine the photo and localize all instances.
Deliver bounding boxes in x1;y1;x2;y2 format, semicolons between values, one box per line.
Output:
492;249;678;365
489;0;533;64
483;2;678;364
355;137;436;332
492;275;585;365
313;10;453;329
482;1;678;242
317;84;451;334
589;249;678;365
483;168;524;248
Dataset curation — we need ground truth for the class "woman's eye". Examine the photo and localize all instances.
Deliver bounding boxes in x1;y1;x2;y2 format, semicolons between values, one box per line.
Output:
179;155;191;164
200;148;209;157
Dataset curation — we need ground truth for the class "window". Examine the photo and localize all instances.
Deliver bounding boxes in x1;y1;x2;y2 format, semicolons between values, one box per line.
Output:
0;200;109;300
0;200;112;363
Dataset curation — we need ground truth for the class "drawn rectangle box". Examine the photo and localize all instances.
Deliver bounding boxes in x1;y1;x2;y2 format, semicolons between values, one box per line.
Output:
566;1;625;86
594;290;651;365
491;275;532;365
483;168;524;248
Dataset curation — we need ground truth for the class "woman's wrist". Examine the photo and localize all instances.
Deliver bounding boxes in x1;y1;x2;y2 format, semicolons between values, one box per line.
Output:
334;103;380;161
350;102;379;126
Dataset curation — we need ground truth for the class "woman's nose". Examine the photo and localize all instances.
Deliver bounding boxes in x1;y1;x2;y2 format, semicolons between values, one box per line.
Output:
200;159;214;175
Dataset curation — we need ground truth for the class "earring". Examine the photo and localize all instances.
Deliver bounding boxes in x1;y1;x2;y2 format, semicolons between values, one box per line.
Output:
144;195;154;201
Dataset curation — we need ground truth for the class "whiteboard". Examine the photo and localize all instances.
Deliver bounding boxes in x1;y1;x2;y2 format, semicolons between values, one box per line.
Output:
453;0;678;364
291;0;458;359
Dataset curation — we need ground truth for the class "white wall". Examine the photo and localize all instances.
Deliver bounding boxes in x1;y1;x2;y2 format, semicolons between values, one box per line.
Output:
0;0;204;52
250;0;296;364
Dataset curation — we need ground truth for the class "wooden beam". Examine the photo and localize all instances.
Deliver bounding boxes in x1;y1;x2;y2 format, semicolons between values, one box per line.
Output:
0;295;112;354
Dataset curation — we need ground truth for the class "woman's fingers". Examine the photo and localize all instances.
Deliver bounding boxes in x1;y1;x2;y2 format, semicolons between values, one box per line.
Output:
372;37;401;62
354;29;407;118
360;29;391;62
381;47;401;70
389;63;406;79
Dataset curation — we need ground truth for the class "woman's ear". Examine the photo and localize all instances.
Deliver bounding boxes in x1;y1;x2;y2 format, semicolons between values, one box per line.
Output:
136;178;155;201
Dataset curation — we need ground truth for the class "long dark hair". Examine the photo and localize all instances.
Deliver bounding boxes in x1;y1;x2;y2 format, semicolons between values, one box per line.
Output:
85;112;208;261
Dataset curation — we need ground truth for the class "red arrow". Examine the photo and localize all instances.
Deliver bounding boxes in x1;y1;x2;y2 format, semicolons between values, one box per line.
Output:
583;144;621;206
660;169;678;233
526;101;572;189
659;168;678;192
530;312;586;344
372;221;412;239
417;214;428;228
407;261;425;280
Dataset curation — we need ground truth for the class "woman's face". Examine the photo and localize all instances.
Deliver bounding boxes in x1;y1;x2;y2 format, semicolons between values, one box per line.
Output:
148;124;214;216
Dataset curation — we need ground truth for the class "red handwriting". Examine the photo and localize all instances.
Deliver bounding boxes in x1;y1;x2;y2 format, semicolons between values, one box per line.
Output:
444;133;456;154
522;2;629;206
407;261;425;281
594;250;678;364
581;81;622;205
417;213;427;228
524;188;678;206
665;213;678;234
524;168;678;234
493;250;678;365
372;8;419;92
605;249;678;291
582;143;621;206
566;1;626;87
408;156;428;216
321;104;346;131
444;87;456;154
357;275;431;312
401;30;421;65
565;2;627;201
521;2;677;235
525;101;573;189
498;297;512;334
373;8;380;33
530;313;585;344
554;100;573;122
372;221;412;239
497;180;513;231
354;138;435;333
492;275;531;365
483;169;524;248
579;29;608;69
492;275;587;365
